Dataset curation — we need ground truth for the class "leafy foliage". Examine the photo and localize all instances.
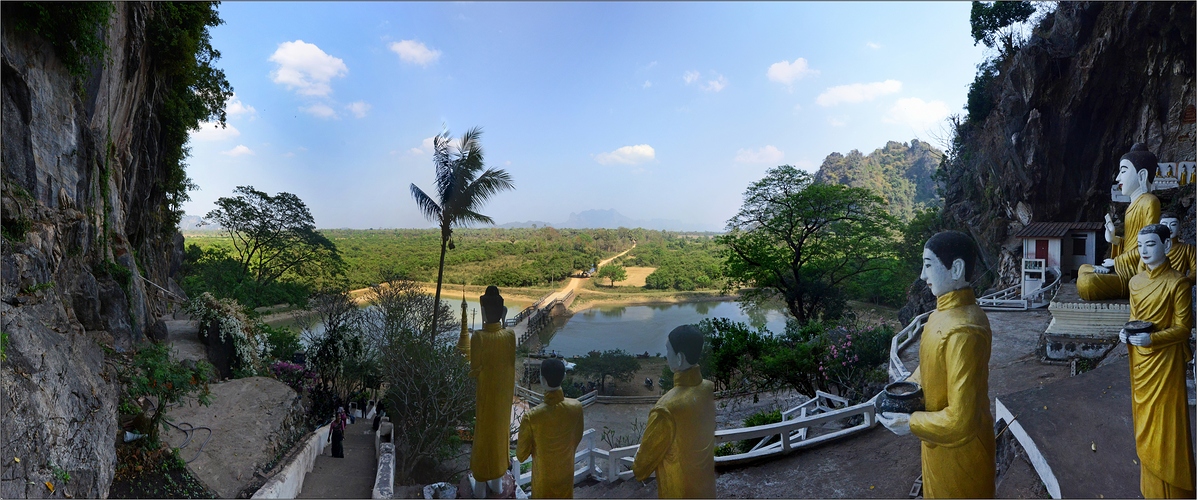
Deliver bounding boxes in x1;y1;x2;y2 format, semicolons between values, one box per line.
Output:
120;341;214;445
595;263;627;286
966;59;1000;124
204;185;343;290
720;166;901;323
813;140;942;222
571;349;641;394
409;127;516;339
628;236;724;291
186;292;268;378
179;244;310;308
738;409;783;453
6;2;114;80
969;1;1037;52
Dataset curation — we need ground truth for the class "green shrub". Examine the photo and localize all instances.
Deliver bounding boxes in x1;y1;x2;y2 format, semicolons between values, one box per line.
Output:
120;341;214;446
714;442;739;457
738;409;783;452
5;2;114;80
261;323;301;363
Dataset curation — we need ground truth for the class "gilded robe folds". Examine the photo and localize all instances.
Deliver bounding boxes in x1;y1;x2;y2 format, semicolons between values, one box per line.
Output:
632;366;716;498
1127;263;1195;497
1077;192;1160;300
907;288;995;499
470;322;516;481
516;389;584;499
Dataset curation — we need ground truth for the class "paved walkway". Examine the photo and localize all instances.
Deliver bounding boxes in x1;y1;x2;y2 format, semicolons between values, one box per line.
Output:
298;419;377;498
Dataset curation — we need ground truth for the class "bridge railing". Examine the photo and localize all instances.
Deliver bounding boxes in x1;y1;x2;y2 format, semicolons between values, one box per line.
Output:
518;291;577;346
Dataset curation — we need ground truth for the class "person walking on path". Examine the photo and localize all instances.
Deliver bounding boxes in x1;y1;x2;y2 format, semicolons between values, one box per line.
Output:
330;407;349;458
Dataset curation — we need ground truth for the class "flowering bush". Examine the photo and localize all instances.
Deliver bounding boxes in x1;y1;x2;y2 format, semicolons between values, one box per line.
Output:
270;361;316;394
187;292;267;377
817;322;892;403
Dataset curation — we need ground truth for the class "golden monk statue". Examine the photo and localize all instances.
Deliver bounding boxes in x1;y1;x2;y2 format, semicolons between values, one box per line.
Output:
470;286;516;498
458;291;471;359
1077;143;1161;300
632;325;716;498
516;358;584;498
1159;213;1195;278
879;231;995;498
1120;224;1195;498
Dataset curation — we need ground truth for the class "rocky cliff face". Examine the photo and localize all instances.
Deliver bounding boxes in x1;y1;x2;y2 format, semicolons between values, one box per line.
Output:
2;3;187;497
939;1;1195;287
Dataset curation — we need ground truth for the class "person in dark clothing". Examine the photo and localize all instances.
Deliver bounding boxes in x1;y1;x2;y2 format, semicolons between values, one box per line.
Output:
372;403;385;432
329;407;348;458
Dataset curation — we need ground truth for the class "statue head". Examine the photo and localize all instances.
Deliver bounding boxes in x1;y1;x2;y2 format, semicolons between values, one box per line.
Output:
922;231;977;297
540;358;566;390
666;324;704;373
479;286;507;325
1160;212;1181;242
1138;224;1173;269
1116;143;1158;196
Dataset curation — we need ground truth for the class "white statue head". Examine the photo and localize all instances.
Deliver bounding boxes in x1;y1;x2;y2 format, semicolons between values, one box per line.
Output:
665;325;703;373
922;231;977;297
1138;224;1173;270
1116;143;1158;196
1160;213;1181;242
540;358;565;390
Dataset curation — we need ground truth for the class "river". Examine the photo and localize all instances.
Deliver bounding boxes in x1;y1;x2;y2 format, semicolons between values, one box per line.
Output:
537;300;789;357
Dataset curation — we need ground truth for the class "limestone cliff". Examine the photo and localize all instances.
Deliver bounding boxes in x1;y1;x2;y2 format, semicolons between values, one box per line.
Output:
939;1;1196;288
2;3;190;497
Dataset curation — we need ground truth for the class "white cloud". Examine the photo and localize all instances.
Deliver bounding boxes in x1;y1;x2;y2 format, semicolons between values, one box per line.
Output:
683;70;700;85
389;40;441;66
767;58;819;85
301;103;338;119
734;145;785;164
643;80;652;89
595;144;655;165
794;159;816;172
409;136;437;155
269;40;348;97
226;94;257;117
221;145;254;157
883;97;951;131
866;42;882;50
793;103;803;112
816;79;902;106
828;117;847;127
701;74;728;92
504;160;512;166
346;101;371;118
190;121;240;141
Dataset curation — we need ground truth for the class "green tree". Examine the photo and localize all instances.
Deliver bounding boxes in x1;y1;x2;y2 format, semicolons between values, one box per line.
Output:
719;166;900;323
121;342;214;445
595;263;627;287
969;1;1037;54
204;186;342;292
573;349;641;394
409;127;515;340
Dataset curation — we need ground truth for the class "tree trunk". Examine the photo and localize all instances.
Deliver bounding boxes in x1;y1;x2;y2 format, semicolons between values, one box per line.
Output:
431;236;448;342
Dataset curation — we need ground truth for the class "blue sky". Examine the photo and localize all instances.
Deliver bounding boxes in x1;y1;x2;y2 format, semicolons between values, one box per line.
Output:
183;1;989;231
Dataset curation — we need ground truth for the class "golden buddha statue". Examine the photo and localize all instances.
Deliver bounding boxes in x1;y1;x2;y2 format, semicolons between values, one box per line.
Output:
879;231;995;498
1077;143;1161;300
632;325;716;498
1159;213;1195;278
1121;224;1195;498
516;358;584;498
470;286;516;497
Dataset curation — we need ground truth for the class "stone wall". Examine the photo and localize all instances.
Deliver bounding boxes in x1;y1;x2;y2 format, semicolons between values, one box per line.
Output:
1;3;187;497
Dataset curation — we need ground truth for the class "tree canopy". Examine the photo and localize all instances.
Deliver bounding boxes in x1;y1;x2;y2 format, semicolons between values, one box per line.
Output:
595;263;627;287
719;166;901;323
970;1;1037;53
204;185;342;289
573;349;641;394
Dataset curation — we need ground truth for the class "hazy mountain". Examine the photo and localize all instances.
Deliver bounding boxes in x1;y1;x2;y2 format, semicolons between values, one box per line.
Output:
501;209;720;232
813;139;942;221
178;215;218;230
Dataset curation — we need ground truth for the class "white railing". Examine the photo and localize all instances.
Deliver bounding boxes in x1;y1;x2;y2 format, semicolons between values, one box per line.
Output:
515;386;599;408
978;284;1027;310
1025;273;1061;308
889;312;931;382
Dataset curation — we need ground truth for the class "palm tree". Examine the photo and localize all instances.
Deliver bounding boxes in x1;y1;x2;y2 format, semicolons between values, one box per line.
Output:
410;127;515;340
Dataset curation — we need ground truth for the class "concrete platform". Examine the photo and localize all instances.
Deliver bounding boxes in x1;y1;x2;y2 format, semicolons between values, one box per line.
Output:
995;357;1197;499
1042;283;1128;360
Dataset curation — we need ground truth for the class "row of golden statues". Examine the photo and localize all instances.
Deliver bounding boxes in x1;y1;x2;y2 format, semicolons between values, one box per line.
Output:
460;144;1192;498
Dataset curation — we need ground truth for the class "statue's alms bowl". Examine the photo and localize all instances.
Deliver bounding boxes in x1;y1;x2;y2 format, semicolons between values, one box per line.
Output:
875;381;925;415
1124;320;1154;337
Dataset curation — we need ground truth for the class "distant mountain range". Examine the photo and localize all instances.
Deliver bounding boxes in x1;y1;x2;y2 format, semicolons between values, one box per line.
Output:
179;215;219;230
499;209;721;232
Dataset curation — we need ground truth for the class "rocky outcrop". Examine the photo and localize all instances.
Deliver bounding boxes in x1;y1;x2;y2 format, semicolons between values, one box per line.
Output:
939;2;1195;284
2;3;188;497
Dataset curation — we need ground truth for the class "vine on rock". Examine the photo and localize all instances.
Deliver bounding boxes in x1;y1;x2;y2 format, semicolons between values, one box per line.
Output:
186;292;267;378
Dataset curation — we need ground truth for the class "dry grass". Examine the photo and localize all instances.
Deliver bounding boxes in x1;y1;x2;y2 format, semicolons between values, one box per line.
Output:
620;266;656;287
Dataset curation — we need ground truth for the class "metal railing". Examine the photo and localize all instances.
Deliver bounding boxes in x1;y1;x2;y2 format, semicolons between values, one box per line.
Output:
515;386;599;408
889;311;931;382
978;284;1027;310
1025;273;1061;308
514;429;599;491
518;290;576;346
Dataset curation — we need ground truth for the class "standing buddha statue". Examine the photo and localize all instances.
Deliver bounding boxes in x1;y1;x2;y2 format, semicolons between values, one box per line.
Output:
470;286;516;498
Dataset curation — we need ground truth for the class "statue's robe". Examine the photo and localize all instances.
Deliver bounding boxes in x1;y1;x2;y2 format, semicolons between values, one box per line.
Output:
632;366;716;498
470;322;516;481
1127;262;1195;498
1164;241;1195;278
516;389;584;498
907;288;995;498
1078;192;1160;300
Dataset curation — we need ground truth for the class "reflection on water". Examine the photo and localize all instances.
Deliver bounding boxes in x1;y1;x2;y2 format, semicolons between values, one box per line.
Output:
544;300;789;357
265;297;530;344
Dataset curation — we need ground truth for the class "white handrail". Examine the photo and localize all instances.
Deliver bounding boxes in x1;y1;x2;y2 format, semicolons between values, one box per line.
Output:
889;312;931;382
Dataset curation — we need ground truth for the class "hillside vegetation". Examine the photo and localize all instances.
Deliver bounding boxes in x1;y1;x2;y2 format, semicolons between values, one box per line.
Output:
814;139;942;221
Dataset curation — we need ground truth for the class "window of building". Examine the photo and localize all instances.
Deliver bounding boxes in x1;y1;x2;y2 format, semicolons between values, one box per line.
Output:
1071;235;1087;256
